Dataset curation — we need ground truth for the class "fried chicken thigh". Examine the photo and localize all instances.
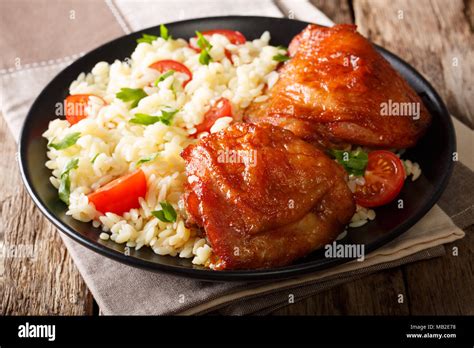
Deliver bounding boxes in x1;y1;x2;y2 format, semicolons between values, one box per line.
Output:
245;24;431;149
181;123;355;270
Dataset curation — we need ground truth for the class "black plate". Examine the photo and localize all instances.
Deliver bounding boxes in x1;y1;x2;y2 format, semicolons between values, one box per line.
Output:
19;16;455;281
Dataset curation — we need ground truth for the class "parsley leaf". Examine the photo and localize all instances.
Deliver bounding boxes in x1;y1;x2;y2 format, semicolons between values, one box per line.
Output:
329;149;369;177
116;88;147;108
196;31;211;49
159;109;178;125
130;109;178;126
154;69;175;87
196;31;212;65
58;158;79;205
91;153;100;164
160;24;170;40
273;54;291;62
199;50;212;65
48;132;81;150
137;33;158;44
62;158;79;175
152;201;177;222
137;153;159;166
58;174;71;205
130;113;160;125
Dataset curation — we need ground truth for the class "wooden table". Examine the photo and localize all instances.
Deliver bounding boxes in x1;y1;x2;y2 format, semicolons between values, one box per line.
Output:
1;0;473;315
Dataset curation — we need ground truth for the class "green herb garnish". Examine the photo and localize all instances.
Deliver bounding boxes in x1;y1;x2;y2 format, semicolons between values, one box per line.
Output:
48;132;81;150
160;24;170;40
159;109;178;125
130;113;160;125
199;50;212;65
137;33;158;44
91;153;100;164
137;153;159;166
154;69;175;87
273;54;291;62
58;175;71;205
58;158;79;205
62;158;79;175
130;109;178;126
329;149;369;177
116;88;147;108
152;201;177;222
196;31;212;65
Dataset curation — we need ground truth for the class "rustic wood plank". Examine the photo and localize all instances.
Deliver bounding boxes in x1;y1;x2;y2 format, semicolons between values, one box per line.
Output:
0;114;94;315
403;227;474;315
353;0;474;128
310;0;354;23
272;269;410;315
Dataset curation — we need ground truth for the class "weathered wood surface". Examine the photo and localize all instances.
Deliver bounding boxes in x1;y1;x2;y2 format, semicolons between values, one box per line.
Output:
353;0;474;128
0;114;94;315
1;0;472;315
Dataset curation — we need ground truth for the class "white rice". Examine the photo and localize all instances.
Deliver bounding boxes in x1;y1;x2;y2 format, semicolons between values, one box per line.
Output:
43;31;284;267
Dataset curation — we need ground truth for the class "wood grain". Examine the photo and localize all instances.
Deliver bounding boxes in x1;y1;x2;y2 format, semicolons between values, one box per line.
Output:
403;227;474;315
272;269;410;315
353;0;474;128
0;114;93;315
310;0;354;23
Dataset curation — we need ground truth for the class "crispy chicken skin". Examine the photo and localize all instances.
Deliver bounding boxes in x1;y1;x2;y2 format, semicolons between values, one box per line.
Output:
245;24;431;149
181;123;355;270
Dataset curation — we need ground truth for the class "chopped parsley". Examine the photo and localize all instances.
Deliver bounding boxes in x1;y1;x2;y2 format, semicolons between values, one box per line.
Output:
91;153;100;164
48;132;81;150
136;33;158;44
137;25;170;44
58;158;79;205
129;109;178;126
196;31;212;65
116;88;147;108
160;24;171;40
273;53;291;62
154;69;175;87
329;149;369;177
137;153;159;166
152;201;177;222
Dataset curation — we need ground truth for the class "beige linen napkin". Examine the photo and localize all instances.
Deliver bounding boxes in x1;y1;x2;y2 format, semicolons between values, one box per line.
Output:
0;0;471;315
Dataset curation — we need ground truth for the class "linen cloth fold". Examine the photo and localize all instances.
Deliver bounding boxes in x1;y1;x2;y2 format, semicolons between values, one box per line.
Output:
0;0;471;315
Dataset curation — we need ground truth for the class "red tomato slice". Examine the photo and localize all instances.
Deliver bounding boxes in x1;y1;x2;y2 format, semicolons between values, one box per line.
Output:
149;60;193;87
194;98;232;134
189;29;246;50
201;29;246;44
65;94;103;125
224;49;234;64
88;169;147;215
354;150;406;208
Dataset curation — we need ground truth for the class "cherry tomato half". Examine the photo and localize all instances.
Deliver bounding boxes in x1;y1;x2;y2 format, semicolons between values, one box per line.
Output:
189;29;246;50
149;60;193;87
88;169;147;215
354;150;405;208
65;94;104;125
195;98;232;134
201;29;246;45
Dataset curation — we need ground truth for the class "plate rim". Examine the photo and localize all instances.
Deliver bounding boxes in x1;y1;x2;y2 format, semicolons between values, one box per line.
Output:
18;15;456;281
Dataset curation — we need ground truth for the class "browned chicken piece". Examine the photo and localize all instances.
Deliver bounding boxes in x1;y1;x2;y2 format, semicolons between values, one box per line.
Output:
181;123;355;270
245;24;431;149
